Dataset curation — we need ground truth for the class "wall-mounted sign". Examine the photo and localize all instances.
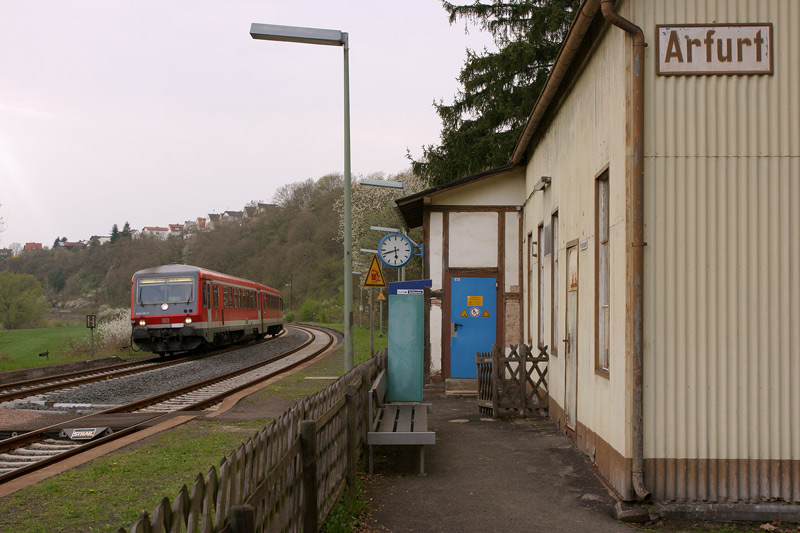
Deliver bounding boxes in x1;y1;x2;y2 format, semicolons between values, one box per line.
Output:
466;296;483;306
656;23;773;76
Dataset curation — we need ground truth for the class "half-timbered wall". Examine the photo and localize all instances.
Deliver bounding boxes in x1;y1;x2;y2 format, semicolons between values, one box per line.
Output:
423;168;525;382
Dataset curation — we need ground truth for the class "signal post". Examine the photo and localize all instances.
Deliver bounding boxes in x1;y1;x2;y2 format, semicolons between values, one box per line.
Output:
362;254;387;357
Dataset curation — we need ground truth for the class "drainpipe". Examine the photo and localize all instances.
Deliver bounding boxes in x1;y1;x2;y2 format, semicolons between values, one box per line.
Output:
599;0;650;502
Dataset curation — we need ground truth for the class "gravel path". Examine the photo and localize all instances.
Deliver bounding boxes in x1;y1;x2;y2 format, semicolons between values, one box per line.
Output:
36;328;310;408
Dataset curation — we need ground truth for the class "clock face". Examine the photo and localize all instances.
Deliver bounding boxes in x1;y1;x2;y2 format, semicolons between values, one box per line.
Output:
379;233;412;267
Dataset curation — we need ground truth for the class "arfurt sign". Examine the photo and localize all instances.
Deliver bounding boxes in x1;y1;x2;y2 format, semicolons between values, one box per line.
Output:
656;23;773;75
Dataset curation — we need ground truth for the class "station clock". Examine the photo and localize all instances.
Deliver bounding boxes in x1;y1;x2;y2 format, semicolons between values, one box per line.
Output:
378;232;414;268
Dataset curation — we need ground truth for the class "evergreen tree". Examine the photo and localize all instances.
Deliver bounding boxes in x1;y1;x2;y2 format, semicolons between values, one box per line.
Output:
120;222;132;240
410;0;579;186
110;224;119;243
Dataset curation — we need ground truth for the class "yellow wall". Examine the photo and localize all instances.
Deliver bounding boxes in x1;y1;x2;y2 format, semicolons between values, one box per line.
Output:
524;21;632;460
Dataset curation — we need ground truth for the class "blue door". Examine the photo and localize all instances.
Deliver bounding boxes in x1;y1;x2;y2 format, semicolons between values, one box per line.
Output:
449;276;497;378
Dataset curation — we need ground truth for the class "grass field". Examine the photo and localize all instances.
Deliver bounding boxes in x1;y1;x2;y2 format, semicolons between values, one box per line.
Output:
326;321;388;366
0;325;133;372
0;321;383;374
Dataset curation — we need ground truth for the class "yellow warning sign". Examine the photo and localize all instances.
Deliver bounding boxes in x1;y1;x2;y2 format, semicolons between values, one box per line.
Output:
467;295;483;306
460;309;468;317
376;290;386;301
363;254;387;288
482;309;491;318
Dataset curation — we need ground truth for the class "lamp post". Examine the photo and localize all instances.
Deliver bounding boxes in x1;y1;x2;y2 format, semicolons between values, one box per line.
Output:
359;178;407;281
250;23;354;371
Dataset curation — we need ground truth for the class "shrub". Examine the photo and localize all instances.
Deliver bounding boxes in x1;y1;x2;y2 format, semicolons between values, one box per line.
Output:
64;308;131;356
96;308;132;351
299;300;322;322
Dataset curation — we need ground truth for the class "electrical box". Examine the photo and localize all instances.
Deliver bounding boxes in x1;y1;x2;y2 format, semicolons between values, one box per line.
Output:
387;279;431;402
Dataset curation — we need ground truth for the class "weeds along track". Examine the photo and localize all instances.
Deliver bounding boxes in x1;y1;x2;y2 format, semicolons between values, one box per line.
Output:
0;325;336;485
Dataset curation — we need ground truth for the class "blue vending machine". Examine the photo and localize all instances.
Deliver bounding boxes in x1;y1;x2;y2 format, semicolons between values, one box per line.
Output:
387;279;431;402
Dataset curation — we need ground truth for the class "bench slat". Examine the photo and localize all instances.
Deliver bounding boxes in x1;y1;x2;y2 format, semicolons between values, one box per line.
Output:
369;431;436;446
412;405;428;432
396;406;413;433
370;370;388;408
378;405;398;432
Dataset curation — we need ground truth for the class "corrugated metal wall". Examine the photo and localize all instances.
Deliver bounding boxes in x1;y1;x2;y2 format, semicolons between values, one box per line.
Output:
635;0;800;501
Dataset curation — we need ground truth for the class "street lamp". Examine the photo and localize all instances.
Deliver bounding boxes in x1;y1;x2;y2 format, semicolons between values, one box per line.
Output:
250;22;355;371
359;178;408;281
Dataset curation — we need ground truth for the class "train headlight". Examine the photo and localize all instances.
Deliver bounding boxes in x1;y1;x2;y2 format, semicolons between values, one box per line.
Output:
138;319;146;326
184;317;192;324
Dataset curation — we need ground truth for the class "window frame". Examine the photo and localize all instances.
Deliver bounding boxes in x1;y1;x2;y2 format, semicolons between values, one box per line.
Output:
595;169;611;377
551;211;559;357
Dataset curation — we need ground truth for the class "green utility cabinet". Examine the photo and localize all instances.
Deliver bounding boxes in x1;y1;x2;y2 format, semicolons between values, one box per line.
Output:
387;280;431;402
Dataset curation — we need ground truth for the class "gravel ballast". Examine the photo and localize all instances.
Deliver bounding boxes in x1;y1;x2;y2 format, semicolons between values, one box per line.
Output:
33;328;310;409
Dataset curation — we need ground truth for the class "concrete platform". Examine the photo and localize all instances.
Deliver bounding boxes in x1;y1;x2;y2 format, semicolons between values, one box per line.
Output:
360;393;634;532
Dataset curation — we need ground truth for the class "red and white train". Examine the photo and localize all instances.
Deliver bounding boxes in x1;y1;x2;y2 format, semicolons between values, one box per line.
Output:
130;264;284;355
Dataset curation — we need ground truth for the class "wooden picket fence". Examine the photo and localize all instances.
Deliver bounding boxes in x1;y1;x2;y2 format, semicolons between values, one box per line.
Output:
120;351;386;533
476;343;548;418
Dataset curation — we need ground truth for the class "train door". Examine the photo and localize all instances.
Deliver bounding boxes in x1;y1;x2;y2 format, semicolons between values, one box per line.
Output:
202;280;211;324
220;285;226;326
208;283;219;326
259;291;265;333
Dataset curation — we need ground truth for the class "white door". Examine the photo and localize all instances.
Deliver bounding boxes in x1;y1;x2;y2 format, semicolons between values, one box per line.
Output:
564;244;578;430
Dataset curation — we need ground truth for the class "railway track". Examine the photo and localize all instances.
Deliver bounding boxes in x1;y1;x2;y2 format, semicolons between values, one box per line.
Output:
0;325;336;484
0;329;287;407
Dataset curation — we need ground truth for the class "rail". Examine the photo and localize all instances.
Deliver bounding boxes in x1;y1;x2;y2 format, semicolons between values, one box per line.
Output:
0;326;314;484
121;349;387;533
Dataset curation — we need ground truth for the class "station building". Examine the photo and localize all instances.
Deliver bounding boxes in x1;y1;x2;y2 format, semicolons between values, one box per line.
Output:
396;0;799;504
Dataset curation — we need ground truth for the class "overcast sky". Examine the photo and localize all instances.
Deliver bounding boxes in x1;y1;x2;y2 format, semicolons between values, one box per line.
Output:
0;1;495;247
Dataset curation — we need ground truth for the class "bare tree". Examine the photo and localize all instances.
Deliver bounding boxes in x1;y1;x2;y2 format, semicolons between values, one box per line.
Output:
0;203;5;243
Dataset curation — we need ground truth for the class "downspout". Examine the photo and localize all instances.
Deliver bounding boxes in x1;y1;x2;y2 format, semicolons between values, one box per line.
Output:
599;0;650;502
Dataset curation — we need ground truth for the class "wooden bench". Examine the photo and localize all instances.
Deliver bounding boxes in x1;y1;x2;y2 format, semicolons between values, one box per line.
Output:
368;369;435;475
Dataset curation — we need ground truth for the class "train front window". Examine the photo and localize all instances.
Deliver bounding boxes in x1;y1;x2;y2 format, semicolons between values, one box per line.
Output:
138;277;196;305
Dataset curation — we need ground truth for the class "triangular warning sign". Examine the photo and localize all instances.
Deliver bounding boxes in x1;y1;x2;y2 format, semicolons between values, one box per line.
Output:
460;309;468;317
363;254;387;288
376;291;386;301
482;309;491;318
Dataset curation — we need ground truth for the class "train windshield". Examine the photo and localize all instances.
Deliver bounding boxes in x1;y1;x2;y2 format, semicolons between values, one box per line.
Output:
137;276;196;305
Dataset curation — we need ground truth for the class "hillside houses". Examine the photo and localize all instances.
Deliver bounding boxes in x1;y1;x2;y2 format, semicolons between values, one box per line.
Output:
8;201;281;254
